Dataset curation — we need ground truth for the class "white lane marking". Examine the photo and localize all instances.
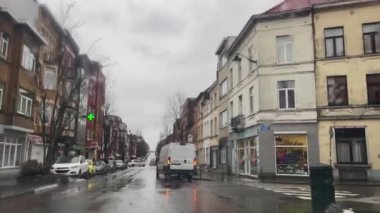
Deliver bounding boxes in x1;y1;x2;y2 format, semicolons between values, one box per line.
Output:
34;184;59;194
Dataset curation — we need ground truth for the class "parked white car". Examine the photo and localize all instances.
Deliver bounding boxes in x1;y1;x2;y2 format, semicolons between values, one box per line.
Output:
50;155;89;178
156;142;196;181
128;160;145;167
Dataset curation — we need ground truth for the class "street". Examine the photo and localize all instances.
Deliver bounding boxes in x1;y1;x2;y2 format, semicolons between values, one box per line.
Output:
1;164;380;213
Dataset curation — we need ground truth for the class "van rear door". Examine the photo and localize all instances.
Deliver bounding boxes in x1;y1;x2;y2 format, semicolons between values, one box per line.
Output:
169;144;195;171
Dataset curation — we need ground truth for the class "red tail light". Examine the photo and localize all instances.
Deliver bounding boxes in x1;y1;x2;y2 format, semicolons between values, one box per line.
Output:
193;158;197;166
167;157;171;165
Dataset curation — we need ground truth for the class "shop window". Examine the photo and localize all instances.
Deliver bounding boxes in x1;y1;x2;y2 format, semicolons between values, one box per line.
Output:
325;27;345;57
366;74;380;105
275;134;308;176
335;128;367;164
0;136;24;168
237;137;258;175
327;76;348;106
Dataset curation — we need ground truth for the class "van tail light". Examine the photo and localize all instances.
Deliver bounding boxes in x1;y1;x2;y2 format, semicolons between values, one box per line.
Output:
167;157;171;165
193;158;197;166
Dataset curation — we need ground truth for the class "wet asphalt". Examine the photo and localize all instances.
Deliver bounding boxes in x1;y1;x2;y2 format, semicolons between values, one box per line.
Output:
0;166;379;213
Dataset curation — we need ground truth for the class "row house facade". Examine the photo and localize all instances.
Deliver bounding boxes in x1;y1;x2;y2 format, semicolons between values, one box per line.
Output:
103;115;128;161
0;8;46;174
314;0;380;181
78;55;105;161
226;4;319;178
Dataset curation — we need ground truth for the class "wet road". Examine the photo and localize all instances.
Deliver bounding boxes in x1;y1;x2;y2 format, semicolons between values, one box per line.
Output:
1;166;380;213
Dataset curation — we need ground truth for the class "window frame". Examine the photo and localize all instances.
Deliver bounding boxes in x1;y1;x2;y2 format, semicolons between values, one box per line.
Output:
0;81;4;110
220;79;228;97
327;76;349;106
220;110;228;128
17;88;33;117
276;35;293;64
249;87;254;114
21;44;36;72
238;60;242;82
362;22;380;54
324;27;345;58
230;68;234;89
277;80;295;110
43;66;58;90
335;128;368;165
0;31;10;59
366;74;380;105
238;95;243;115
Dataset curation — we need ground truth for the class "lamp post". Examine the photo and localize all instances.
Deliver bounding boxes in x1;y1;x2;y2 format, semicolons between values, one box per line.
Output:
232;53;257;64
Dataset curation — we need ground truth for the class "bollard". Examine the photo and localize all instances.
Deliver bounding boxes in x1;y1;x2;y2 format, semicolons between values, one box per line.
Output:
310;165;335;213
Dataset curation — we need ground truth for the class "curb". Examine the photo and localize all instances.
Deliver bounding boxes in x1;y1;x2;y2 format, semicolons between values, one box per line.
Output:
0;183;59;200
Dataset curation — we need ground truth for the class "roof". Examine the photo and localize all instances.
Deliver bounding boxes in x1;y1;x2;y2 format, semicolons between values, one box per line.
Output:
265;0;327;14
0;7;47;45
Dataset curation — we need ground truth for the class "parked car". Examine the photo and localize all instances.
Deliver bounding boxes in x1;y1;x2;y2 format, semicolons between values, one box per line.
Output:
149;159;156;166
95;161;107;174
51;155;89;178
86;159;96;177
115;160;127;170
128;160;145;167
106;160;117;173
156;142;196;182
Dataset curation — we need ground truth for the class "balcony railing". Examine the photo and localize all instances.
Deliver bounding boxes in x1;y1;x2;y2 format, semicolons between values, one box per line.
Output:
231;114;245;132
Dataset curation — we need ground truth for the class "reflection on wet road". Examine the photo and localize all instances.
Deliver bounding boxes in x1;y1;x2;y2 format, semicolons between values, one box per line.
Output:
1;167;380;213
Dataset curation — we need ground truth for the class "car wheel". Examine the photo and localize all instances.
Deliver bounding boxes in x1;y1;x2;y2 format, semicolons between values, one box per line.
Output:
78;170;82;178
156;170;159;179
187;175;192;182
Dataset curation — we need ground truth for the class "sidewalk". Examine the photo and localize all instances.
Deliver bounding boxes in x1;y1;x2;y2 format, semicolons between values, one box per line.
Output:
0;175;68;200
196;170;380;186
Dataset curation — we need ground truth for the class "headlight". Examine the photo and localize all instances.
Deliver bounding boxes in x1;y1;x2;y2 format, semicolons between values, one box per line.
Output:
71;165;79;169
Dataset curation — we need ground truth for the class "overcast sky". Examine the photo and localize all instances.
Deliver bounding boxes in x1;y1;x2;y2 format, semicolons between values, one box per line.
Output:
39;0;281;150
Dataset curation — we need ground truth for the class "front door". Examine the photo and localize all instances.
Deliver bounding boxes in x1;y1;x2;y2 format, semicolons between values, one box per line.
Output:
212;151;217;169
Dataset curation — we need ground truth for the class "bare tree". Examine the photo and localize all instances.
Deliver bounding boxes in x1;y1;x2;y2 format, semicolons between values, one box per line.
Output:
161;91;185;136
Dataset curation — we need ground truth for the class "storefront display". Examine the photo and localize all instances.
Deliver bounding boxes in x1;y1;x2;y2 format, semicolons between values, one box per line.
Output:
237;137;258;175
275;134;308;176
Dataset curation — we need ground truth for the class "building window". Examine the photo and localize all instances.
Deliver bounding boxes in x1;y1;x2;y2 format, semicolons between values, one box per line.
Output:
277;35;293;64
363;23;380;54
0;82;3;110
238;95;243;115
220;79;228;97
210;120;213;136
220;110;228;128
0;135;25;168
237;137;258;175
327;76;348;106
275;134;308;176
278;80;295;109
238;61;242;82
221;147;227;164
44;66;57;90
40;103;52;125
249;87;254;114
248;46;253;71
21;44;36;72
325;27;344;58
214;117;217;135
230;101;234;119
367;74;380;105
17;89;33;117
335;128;367;164
0;32;9;59
230;68;234;89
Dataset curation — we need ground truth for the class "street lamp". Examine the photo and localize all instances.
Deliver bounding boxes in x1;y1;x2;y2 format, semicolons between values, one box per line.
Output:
232;53;257;64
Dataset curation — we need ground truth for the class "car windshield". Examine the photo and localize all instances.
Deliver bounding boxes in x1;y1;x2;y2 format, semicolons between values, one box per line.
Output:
116;160;122;163
56;156;80;164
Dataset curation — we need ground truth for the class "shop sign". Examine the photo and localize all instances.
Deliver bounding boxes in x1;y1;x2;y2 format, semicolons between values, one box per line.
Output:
259;124;270;132
28;134;43;145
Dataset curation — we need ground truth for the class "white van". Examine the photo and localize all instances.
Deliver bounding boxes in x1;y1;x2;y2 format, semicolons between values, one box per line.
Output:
156;142;196;181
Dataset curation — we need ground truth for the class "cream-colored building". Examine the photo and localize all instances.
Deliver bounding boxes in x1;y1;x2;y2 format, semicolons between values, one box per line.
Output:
201;82;219;169
226;5;318;177
314;0;380;181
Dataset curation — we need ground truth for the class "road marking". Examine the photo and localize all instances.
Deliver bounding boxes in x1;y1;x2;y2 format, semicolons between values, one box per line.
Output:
34;184;59;194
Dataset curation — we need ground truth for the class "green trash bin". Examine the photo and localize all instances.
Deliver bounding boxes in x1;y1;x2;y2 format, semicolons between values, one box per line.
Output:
310;165;335;213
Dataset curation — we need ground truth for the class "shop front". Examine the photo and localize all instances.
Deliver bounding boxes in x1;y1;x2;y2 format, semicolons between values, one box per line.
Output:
274;134;309;176
236;137;259;176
